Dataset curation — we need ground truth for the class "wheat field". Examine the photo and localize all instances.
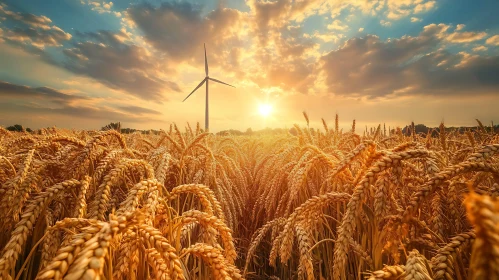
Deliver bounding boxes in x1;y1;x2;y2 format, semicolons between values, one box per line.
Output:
0;115;498;280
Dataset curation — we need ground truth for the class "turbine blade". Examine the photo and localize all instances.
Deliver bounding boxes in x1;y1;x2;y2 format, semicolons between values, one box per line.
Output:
204;43;208;76
182;78;206;102
209;77;235;88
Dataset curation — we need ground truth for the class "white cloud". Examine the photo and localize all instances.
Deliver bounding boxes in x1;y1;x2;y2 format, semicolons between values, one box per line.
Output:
414;1;436;13
380;20;392;27
305;31;343;43
80;0;116;14
327;19;348;31
411;17;422;22
358;27;364;32
387;9;411;20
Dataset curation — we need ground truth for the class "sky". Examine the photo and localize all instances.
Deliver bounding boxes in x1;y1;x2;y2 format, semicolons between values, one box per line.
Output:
0;0;498;131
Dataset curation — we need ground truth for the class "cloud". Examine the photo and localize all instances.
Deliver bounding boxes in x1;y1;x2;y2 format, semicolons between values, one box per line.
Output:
0;4;71;49
0;102;156;124
123;1;489;101
411;17;422;22
384;0;436;21
2;26;71;48
247;25;320;95
358;27;364;32
247;0;301;44
241;0;442;97
419;23;488;44
486;35;499;46
414;1;436;13
242;0;439;50
0;80;161;124
305;31;343;43
140;5;316;98
252;55;317;94
380;20;392;27
245;0;428;29
446;30;487;43
80;0;115;14
420;23;450;38
0;4;52;29
0;80;86;105
127;2;245;63
319;25;499;99
327;19;348;31
245;0;384;45
473;46;488;52
118;105;161;115
387;9;411;20
62;30;180;101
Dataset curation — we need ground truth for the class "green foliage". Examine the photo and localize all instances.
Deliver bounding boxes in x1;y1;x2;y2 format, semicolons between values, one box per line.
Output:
6;124;32;132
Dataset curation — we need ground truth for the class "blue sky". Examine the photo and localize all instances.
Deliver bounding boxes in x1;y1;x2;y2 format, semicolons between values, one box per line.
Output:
0;0;498;130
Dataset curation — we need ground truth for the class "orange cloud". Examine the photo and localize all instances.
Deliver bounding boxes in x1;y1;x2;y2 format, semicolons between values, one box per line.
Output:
127;2;245;62
473;46;488;52
62;30;180;101
80;0;115;14
446;31;487;43
486;35;499;46
0;4;71;49
319;25;499;99
0;4;52;30
414;1;436;13
0;80;163;129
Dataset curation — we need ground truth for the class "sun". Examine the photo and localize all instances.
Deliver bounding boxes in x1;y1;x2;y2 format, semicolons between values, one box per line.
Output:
258;103;273;117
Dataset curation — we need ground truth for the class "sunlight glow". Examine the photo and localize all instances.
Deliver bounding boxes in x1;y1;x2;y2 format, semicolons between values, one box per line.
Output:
258;103;273;117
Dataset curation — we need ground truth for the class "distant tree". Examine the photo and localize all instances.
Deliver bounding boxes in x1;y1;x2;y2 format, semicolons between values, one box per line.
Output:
402;124;430;135
246;128;253;135
414;124;430;134
121;128;135;134
7;124;24;132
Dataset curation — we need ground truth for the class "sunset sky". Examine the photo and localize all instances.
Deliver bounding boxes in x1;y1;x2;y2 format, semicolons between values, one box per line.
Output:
1;0;498;131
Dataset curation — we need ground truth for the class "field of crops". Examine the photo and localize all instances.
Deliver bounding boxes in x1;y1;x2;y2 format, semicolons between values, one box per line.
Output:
0;116;498;280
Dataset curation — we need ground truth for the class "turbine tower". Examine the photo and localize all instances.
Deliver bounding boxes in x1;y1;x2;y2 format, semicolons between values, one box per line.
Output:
183;43;235;132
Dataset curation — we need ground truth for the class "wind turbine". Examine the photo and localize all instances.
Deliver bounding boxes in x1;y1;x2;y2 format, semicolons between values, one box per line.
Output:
182;43;235;132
